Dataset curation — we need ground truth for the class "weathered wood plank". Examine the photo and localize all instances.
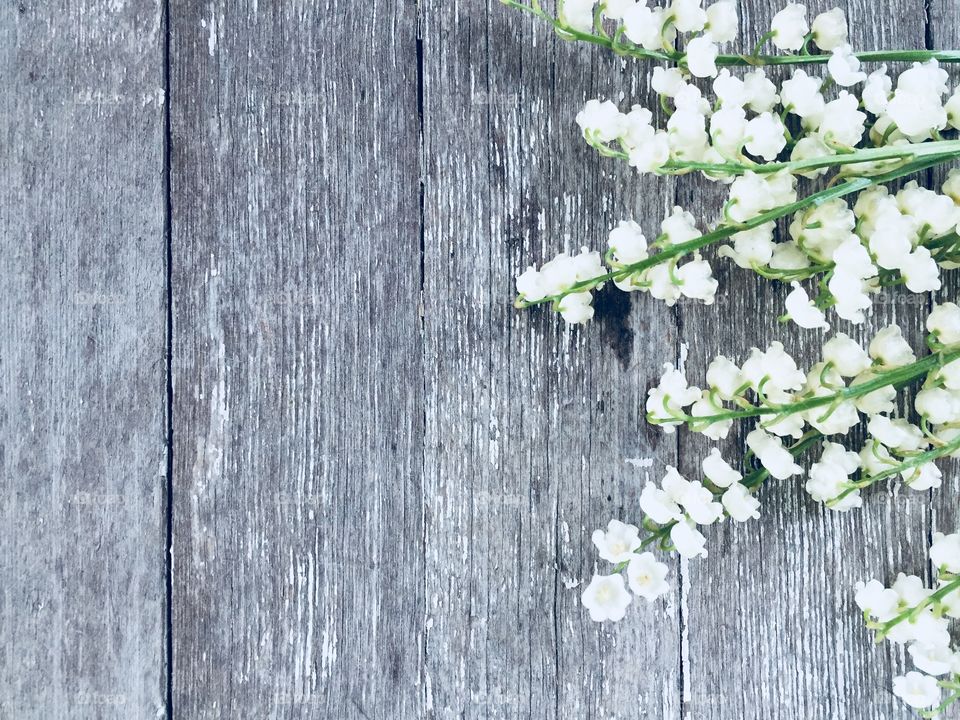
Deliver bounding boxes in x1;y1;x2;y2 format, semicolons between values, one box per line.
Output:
169;3;423;718
421;2;681;717
677;2;935;718
930;11;960;718
0;2;167;718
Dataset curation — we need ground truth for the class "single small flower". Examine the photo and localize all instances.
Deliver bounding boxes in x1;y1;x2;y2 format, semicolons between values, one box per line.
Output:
670;519;708;559
581;574;632;622
591;519;642;563
822;333;872;377
854;579;899;621
785;282;829;330
702;448;742;488
908;642;958;677
929;532;960;574
827;44;867;87
892;672;942;710
722;483;761;522
770;4;808;51
685;36;719;78
811;8;848;51
626;552;671;600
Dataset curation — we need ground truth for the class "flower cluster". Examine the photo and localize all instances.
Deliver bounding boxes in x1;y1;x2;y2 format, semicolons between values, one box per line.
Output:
856;533;960;716
581;441;791;621
581;519;671;621
512;2;960;328
518;90;960;327
644;305;960;512
508;0;960;710
578;58;960;176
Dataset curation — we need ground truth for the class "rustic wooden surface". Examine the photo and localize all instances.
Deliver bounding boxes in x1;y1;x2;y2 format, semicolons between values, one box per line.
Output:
1;1;957;718
0;2;168;718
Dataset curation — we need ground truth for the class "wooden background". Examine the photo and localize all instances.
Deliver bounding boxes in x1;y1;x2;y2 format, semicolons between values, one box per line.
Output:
1;0;958;718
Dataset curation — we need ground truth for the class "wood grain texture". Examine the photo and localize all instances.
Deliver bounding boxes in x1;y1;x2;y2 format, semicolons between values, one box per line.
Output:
930;11;960;718
420;3;680;718
168;2;424;718
3;1;956;718
931;2;960;535
0;2;167;718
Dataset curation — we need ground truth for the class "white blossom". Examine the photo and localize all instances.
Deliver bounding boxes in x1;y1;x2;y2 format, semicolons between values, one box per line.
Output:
581;574;632;622
608;220;649;264
869;325;916;368
704;0;738;43
827;44;867;87
811;8;848;51
904;461;943;491
676;255;719;304
661;206;702;245
892;672;942;710
576;99;625;142
558;291;595;324
770;4;808;51
670;519;708;559
601;0;636;20
743;69;780;113
855;579;899;621
862;66;892;115
647;362;701;430
669;0;707;33
591;519;642;563
686;36;719;78
705;355;745;400
942;169;960;204
689;391;732;439
744;112;787;161
780;70;825;119
927;302;960;345
746;428;802;480
652;67;688;98
818;91;866;147
718;223;776;269
909;642;958;677
627;552;671;600
623;4;676;51
805;441;861;510
785;282;829;330
702;448;742;488
916;386;960;425
560;0;596;32
640;483;683;524
722;483;761;522
851;371;897;416
740;341;805;399
822;333;871;377
930;531;960;574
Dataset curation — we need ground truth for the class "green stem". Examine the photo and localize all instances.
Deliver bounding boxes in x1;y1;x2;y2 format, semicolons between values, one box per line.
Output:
875;577;960;639
681;347;960;428
516;155;951;309
656;140;960;177
614;431;823;569
922;690;960;720
828;433;960;507
501;1;960;66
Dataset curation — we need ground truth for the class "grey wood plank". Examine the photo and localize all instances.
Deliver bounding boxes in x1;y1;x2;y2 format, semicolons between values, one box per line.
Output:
0;2;167;718
677;2;935;718
168;3;423;718
930;9;960;717
931;0;960;538
421;3;681;718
